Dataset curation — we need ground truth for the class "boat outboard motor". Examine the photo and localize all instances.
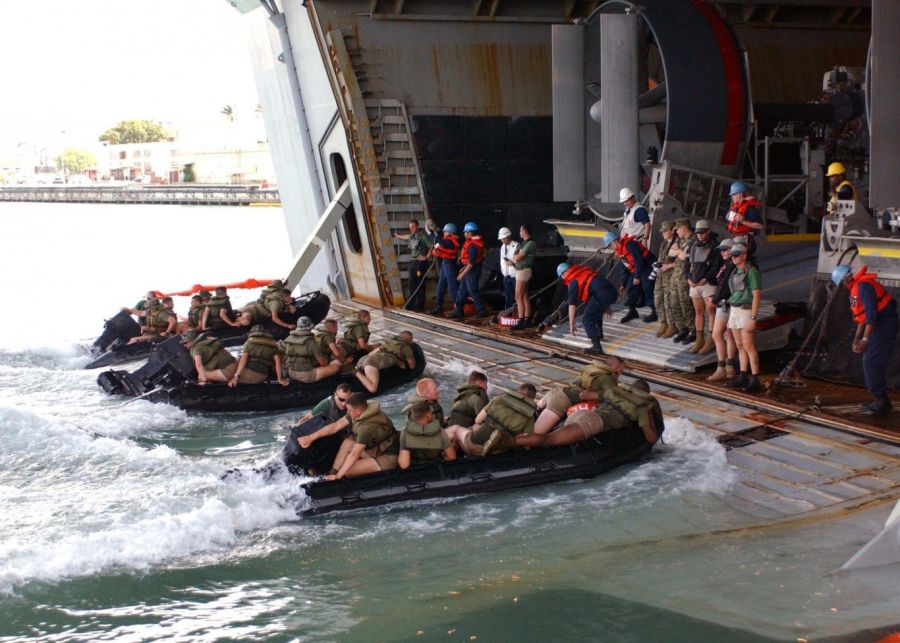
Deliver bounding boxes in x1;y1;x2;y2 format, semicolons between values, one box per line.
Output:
281;414;344;476
97;336;196;396
92;311;142;354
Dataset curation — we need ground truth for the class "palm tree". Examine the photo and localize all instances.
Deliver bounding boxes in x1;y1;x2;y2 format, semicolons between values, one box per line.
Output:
221;105;234;123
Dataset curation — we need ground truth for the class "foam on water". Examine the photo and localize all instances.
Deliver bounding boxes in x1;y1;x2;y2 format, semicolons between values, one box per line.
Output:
0;405;304;594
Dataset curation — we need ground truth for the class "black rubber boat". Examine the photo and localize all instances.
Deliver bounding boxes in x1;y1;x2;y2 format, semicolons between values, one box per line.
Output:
280;413;657;516
85;291;331;369
97;340;426;413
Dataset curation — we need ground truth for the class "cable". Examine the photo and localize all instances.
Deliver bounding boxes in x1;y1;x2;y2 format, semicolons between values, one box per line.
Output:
401;259;437;310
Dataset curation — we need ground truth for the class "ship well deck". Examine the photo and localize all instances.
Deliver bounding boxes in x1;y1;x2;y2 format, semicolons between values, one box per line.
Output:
334;300;900;531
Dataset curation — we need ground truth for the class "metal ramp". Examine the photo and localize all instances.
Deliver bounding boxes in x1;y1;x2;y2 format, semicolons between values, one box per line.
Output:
541;302;802;373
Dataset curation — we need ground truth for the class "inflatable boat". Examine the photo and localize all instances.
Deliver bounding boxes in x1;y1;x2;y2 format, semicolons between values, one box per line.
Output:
97;340;426;413
280;413;657;516
86;291;331;369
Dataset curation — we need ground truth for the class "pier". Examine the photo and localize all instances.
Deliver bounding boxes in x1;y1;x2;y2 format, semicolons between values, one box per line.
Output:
0;185;280;206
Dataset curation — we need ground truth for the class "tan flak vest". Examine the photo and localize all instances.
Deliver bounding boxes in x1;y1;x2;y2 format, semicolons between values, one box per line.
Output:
281;331;318;372
351;401;398;456
242;331;280;376
484;392;537;436
447;384;489;428
597;383;658;432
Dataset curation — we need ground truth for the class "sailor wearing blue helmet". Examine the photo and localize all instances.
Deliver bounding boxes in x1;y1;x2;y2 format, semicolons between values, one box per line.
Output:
448;222;488;319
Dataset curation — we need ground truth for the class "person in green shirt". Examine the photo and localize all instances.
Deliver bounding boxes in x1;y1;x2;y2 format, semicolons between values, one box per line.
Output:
121;290;157;329
510;224;537;322
394;219;434;311
724;243;762;393
296;383;353;425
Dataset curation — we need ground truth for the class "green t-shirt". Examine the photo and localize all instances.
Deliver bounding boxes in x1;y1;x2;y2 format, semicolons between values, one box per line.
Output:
515;239;537;270
408;231;434;258
311;396;332;416
728;266;762;307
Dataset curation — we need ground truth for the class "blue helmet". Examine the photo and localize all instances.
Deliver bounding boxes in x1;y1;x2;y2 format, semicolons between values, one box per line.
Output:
729;181;749;196
442;223;457;234
463;222;478;233
831;265;851;286
600;229;619;249
557;263;570;278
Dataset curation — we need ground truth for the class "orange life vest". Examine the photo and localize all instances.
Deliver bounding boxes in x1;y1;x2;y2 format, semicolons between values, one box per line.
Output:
460;235;485;266
726;197;763;235
562;265;597;303
432;233;460;261
614;235;650;273
848;266;893;324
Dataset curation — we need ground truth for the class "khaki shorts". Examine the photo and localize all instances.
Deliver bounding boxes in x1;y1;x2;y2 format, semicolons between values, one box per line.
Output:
237;369;268;384
372;453;399;471
715;306;731;321
459;429;486;457
689;284;717;298
566;409;604;439
515;268;533;282
207;362;238;381
288;368;318;383
727;306;753;330
542;386;580;417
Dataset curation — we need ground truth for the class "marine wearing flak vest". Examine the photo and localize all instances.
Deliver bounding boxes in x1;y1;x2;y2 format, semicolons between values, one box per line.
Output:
398;401;456;468
446;370;490;429
298;393;400;479
281;317;342;383
355;331;416;394
338;310;376;355
229;325;287;386
181;330;237;384
128;297;177;344
315;319;347;362
451;383;537;457
533;356;625;434
236;281;295;330
202;287;236;330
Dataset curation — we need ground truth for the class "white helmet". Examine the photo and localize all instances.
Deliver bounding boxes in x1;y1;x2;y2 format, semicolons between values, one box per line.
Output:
497;227;512;240
618;188;635;203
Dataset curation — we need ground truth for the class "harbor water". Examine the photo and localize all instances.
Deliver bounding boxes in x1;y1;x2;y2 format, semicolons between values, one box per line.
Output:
1;202;898;641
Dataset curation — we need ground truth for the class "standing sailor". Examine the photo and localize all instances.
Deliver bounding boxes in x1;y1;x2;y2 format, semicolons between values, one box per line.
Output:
725;181;764;259
497;227;520;312
613;231;657;324
558;255;618;356
825;162;857;215
428;223;461;315
618;188;651;246
394;219;434;311
832;265;898;415
449;222;488;320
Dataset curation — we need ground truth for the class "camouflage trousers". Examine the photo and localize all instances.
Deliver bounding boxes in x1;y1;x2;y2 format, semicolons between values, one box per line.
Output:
654;269;674;324
665;265;695;331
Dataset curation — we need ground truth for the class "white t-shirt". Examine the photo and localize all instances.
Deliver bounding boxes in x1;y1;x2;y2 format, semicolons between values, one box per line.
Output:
499;240;520;278
620;204;650;240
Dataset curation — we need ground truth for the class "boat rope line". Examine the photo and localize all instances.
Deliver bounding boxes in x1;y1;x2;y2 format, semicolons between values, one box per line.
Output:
402;259;437;310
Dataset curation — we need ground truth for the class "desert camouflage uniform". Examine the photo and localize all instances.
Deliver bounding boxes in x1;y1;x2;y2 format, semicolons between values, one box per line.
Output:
667;232;696;332
654;234;677;326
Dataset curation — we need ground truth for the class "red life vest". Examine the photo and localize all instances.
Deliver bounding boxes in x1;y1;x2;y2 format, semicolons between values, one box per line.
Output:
848;266;893;324
460;235;484;266
614;235;649;274
726;197;763;235
432;233;460;261
562;265;596;303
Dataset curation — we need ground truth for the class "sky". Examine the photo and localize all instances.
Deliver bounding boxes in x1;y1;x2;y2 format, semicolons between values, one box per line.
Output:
0;0;261;153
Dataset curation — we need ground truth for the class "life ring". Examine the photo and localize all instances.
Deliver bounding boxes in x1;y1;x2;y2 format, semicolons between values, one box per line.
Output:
499;315;528;329
566;401;598;416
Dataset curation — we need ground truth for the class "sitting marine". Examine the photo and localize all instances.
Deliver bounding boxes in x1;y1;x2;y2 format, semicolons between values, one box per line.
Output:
316;318;349;363
297;382;354;425
121;290;158;329
236;285;296;330
228;325;288;387
533;356;625;434
445;370;489;430
128;297;177;344
202;286;238;330
281;316;342;383
403;377;445;427
517;379;663;449
187;295;204;331
181;330;237;384
452;383;537;457
299;393;400;479
398;401;456;469
338;309;376;355
355;330;416;394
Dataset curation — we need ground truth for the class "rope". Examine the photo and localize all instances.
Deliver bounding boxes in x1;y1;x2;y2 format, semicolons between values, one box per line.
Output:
401;259;437;310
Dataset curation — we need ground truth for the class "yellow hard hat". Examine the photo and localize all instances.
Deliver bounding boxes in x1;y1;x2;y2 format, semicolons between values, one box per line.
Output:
826;162;846;177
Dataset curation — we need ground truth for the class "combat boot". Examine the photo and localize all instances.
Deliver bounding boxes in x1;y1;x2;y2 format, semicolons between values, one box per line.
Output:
642;310;658;323
707;361;728;382
672;328;689;343
655;323;670;338
585;338;604;356
861;395;893;416
688;333;705;353
725;372;749;389
699;335;716;354
725;360;737;379
662;325;679;339
620;308;640;323
680;331;697;346
741;374;761;393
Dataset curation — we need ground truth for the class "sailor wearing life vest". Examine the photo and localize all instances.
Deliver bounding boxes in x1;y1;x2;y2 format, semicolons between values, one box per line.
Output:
725;181;763;259
449;222;488;319
613;230;658;324
557;246;618;355
618;188;651;246
832;265;898;416
429;223;461;315
825;162;857;216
